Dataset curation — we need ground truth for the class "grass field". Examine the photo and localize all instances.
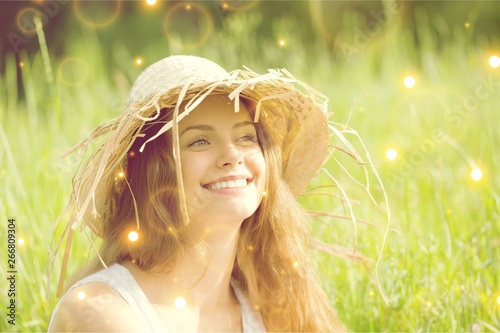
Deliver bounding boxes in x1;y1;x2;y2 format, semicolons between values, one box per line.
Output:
1;3;499;332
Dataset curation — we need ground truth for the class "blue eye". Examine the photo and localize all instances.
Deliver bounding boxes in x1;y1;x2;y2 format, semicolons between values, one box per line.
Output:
238;134;257;142
236;134;259;147
189;137;210;147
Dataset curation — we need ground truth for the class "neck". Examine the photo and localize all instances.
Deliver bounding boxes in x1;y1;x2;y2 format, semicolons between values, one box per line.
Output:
171;224;241;306
128;220;242;309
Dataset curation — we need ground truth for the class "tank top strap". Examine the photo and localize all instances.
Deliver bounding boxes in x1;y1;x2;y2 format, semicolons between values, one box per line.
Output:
231;279;267;332
69;263;168;332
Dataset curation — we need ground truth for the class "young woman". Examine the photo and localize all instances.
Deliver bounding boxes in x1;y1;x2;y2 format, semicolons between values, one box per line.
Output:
48;55;347;332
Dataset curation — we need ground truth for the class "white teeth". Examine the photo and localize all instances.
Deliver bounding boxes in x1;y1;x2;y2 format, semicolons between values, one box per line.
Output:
207;179;248;190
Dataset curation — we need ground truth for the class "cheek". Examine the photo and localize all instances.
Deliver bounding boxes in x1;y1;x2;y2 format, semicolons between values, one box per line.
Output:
247;151;267;189
180;154;205;188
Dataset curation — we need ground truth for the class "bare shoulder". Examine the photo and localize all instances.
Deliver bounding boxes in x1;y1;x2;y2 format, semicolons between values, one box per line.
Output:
49;281;149;332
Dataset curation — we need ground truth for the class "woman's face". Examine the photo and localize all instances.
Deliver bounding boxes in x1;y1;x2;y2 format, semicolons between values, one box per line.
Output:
178;95;266;226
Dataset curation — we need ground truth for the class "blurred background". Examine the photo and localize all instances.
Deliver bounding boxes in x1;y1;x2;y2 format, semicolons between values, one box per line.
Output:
2;1;500;96
1;0;499;331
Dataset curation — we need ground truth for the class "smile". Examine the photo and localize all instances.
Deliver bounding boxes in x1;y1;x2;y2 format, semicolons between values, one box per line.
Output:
203;177;252;191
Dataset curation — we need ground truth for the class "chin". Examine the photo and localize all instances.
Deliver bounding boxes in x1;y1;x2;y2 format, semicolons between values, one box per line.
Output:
188;201;260;226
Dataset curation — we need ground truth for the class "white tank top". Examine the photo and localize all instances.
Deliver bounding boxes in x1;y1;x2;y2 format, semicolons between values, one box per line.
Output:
49;263;266;332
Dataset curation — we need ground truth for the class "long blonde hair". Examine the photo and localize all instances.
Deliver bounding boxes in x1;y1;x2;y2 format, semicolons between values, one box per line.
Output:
71;102;346;332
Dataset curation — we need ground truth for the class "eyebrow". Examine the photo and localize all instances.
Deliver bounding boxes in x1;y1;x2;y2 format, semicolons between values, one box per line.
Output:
180;121;255;137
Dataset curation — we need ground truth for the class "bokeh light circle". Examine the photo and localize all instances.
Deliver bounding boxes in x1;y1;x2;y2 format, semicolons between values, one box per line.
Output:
128;231;139;242
16;7;44;35
267;306;293;331
310;1;405;54
222;0;259;11
386;148;397;160
73;0;122;28
404;76;416;88
174;297;186;308
135;57;144;66
470;168;483;181
57;57;89;86
164;3;213;49
489;55;500;68
18;238;25;245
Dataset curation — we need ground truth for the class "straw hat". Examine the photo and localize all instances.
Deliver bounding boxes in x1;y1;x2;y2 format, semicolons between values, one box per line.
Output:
60;54;330;237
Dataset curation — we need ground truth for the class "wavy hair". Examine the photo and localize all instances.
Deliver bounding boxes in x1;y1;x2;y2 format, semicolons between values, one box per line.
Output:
71;101;345;332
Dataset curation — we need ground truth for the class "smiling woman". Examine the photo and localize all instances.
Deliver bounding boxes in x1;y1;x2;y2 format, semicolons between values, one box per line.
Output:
48;55;346;332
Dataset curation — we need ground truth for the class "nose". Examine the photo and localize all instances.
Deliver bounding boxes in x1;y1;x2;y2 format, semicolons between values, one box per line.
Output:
216;144;244;169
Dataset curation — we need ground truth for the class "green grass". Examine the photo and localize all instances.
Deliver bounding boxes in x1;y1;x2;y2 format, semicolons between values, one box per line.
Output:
1;5;499;332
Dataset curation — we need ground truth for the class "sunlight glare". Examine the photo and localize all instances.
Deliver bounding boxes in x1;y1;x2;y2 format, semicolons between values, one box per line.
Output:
386;148;398;160
471;168;483;181
403;76;416;88
489;55;500;69
128;231;139;242
175;297;186;309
